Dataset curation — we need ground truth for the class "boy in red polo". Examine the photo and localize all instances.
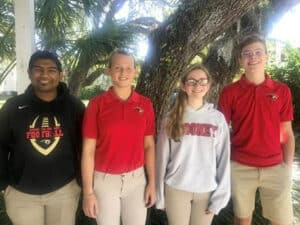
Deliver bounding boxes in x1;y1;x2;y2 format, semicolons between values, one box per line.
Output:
218;34;295;225
81;49;156;225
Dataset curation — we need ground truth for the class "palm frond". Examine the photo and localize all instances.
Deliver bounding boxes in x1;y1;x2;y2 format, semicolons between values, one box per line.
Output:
0;0;15;60
35;0;83;50
71;21;135;70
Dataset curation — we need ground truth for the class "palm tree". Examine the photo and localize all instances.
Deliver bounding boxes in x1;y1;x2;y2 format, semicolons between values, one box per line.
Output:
1;0;300;225
34;0;175;95
0;0;169;95
0;0;15;84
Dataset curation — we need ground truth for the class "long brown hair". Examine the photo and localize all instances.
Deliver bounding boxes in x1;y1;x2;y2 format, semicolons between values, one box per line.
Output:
165;64;211;141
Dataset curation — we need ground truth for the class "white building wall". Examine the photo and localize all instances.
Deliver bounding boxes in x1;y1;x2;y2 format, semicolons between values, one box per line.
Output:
0;68;16;93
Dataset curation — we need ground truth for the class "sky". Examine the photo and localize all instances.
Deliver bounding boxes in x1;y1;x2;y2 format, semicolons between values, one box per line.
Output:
268;3;300;47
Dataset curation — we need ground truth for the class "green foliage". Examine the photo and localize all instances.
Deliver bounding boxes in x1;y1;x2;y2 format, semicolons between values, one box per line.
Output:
294;130;300;225
79;85;105;100
267;44;300;121
0;0;15;60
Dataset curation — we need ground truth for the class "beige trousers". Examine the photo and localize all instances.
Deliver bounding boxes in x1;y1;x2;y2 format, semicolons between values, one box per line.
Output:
165;184;214;225
93;167;147;225
4;179;80;225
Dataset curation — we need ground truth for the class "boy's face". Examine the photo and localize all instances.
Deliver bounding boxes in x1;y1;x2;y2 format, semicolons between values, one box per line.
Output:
239;41;268;75
107;53;137;89
28;59;62;96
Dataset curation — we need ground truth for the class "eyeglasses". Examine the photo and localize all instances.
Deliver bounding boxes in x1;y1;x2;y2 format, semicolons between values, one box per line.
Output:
241;49;265;58
185;78;209;87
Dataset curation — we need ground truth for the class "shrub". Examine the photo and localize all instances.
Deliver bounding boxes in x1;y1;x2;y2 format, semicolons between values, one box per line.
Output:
267;44;300;122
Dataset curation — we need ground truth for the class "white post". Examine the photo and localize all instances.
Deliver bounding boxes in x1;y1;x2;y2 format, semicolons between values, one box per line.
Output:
14;0;35;94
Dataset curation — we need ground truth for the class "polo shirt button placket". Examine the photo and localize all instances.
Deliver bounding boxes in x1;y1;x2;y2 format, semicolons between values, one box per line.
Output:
254;86;258;100
122;102;125;120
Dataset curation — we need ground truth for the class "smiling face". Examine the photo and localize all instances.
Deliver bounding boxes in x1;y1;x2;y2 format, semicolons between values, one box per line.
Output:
239;41;268;75
28;59;63;100
107;53;137;89
181;69;210;101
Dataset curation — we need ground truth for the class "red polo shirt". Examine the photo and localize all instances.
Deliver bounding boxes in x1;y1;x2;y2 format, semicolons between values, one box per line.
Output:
82;87;155;173
218;74;293;167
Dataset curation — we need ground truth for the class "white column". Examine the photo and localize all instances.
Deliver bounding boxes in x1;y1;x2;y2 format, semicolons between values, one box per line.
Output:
14;0;35;94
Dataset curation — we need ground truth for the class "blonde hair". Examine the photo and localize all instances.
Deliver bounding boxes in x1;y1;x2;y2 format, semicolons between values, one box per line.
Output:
166;64;211;141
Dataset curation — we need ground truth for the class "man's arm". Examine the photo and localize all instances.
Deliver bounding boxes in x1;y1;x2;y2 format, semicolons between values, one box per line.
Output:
0;101;12;191
280;121;295;166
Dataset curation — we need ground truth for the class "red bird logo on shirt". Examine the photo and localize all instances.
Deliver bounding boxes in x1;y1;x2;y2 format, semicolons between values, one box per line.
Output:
266;93;278;101
134;106;144;114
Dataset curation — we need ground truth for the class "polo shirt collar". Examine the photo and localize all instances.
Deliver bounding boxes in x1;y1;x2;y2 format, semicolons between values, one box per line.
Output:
107;86;140;103
239;74;274;88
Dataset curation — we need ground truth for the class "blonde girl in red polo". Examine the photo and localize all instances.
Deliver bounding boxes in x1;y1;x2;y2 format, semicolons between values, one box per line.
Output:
156;64;230;225
81;49;156;225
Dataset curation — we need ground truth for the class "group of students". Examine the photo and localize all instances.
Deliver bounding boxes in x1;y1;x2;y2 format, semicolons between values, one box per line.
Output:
0;33;295;225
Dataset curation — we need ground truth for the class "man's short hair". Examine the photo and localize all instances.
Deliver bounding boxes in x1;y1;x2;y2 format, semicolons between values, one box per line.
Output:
238;33;267;56
28;50;62;72
108;49;136;68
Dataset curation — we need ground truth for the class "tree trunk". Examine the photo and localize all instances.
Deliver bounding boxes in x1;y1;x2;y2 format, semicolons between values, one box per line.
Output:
68;71;84;96
136;0;258;125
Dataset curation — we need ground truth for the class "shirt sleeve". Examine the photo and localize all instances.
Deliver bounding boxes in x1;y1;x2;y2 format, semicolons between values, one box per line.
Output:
218;87;232;124
82;97;99;139
73;98;86;185
280;85;294;122
155;117;170;209
144;99;155;136
0;101;12;190
208;115;231;214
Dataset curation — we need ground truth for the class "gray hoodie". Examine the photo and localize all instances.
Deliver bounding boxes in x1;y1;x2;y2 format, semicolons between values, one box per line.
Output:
155;103;230;214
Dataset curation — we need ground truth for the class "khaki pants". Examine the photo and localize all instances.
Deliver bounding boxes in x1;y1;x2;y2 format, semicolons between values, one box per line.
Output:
165;184;214;225
93;167;147;225
4;179;80;225
231;161;293;224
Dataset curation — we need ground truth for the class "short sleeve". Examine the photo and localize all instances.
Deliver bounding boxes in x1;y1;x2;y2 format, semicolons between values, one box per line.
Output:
144;99;155;136
218;87;232;123
280;85;294;122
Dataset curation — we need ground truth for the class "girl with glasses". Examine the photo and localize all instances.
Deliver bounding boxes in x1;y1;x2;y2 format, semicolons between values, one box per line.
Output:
156;64;230;225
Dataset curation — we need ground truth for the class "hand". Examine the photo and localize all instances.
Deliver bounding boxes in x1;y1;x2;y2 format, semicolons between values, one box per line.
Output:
144;184;156;208
284;161;293;167
83;193;98;218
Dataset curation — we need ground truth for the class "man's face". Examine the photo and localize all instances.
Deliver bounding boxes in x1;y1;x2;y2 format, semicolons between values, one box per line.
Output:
239;41;268;74
107;53;137;89
28;59;62;96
